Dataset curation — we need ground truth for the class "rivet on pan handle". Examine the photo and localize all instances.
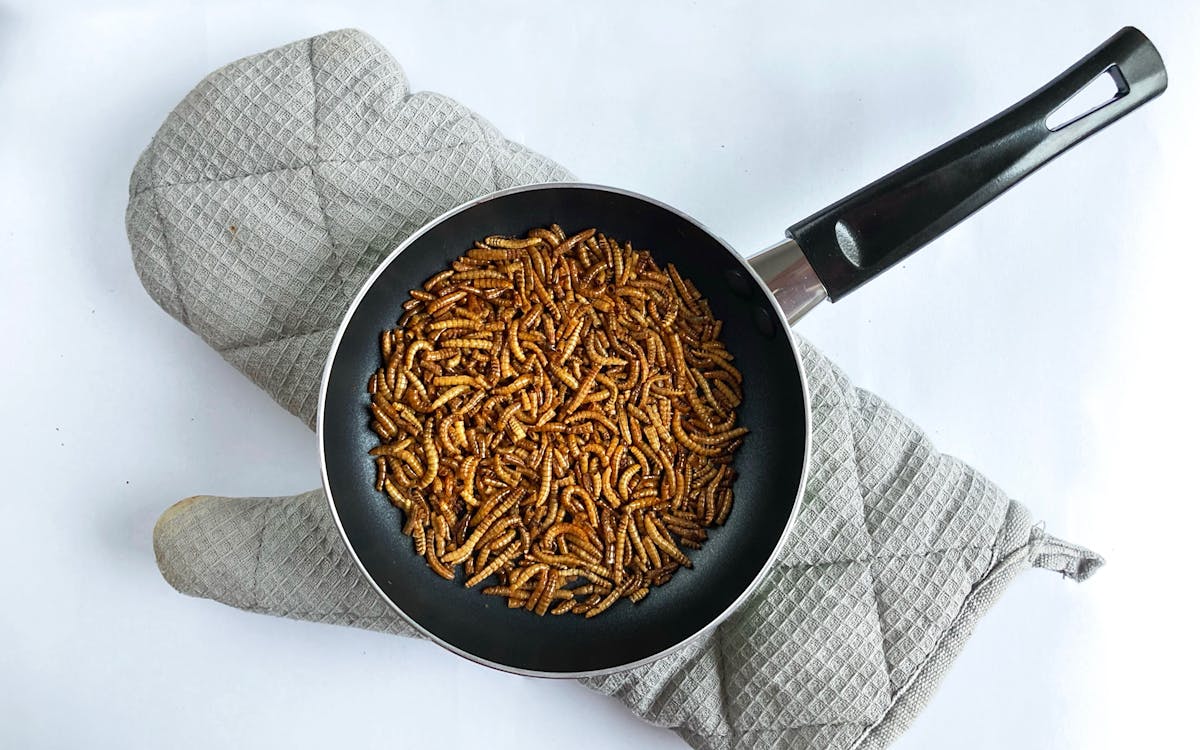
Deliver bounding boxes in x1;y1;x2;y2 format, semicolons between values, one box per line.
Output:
753;26;1167;323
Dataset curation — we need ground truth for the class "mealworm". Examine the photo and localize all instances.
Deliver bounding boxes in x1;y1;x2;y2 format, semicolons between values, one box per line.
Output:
479;519;519;552
426;290;469;316
646;514;692;568
616;464;641;503
367;226;745;617
485;235;543;249
444;496;519;565
433;374;482;387
564;409;617;434
465;540;523;587
459;455;479;506
585;580;627;618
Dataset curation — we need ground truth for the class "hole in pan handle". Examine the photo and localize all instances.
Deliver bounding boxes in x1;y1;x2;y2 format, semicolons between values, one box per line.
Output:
752;26;1167;324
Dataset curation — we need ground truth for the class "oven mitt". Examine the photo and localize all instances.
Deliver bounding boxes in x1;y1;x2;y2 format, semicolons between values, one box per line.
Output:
128;30;1103;750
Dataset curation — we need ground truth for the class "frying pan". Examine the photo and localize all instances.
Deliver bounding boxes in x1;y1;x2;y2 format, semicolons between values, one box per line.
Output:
319;27;1166;676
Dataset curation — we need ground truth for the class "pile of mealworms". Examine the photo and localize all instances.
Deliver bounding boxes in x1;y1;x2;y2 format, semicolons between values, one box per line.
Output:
367;225;745;617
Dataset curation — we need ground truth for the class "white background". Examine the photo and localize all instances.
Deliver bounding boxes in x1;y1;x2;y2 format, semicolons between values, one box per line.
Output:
1;1;1197;748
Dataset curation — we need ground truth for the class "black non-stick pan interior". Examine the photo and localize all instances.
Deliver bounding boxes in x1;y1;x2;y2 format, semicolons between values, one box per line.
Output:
322;185;808;674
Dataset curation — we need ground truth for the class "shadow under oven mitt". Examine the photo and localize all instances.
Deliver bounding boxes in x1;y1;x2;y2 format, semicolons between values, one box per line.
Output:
128;30;1104;750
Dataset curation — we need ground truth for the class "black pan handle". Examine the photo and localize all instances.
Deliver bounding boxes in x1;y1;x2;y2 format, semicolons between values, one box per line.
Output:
786;26;1167;303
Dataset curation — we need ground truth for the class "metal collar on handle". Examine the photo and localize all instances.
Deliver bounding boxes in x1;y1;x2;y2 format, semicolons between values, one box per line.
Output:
748;238;828;324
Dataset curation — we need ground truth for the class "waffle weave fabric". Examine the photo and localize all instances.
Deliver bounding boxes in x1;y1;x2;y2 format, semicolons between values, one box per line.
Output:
129;29;1102;750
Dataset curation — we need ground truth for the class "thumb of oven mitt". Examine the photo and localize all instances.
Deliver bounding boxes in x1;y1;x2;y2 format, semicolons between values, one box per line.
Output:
129;30;1104;750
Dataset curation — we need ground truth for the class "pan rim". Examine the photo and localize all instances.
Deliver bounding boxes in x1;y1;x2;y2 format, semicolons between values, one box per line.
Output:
317;181;812;678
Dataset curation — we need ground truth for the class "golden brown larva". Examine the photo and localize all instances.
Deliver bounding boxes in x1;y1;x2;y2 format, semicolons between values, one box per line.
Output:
368;226;744;617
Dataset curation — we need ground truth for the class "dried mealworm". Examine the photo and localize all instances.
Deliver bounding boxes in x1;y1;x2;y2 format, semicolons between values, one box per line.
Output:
366;226;744;616
465;540;522;587
485;235;543;249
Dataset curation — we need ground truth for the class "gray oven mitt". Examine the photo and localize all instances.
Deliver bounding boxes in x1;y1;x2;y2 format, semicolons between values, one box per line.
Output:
128;30;1103;750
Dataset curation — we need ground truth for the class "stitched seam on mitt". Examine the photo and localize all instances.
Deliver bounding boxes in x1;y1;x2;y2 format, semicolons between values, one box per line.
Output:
129;139;486;197
306;37;340;291
788;542;1000;569
469;112;504;193
217;326;336;355
688;711;877;739
848;534;1024;750
712;621;735;738
849;387;893;736
711;720;872;737
242;606;403;623
806;537;1003;566
146;148;189;327
251;500;272;606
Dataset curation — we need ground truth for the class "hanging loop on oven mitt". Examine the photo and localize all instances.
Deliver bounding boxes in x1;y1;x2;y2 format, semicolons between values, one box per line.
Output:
129;30;1103;750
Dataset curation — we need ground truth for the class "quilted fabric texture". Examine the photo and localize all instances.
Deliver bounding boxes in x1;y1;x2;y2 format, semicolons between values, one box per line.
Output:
130;29;1103;750
127;29;572;424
